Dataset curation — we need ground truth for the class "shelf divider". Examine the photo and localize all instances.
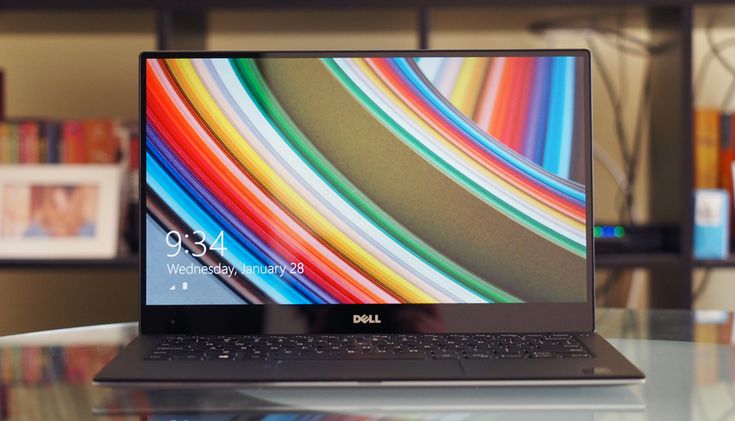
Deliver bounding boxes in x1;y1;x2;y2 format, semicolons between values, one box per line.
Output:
156;9;207;50
647;5;695;308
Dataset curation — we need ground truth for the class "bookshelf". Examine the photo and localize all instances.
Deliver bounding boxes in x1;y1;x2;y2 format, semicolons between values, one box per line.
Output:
0;0;733;310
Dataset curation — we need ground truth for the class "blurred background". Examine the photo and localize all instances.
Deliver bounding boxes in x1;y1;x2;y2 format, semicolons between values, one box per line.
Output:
0;2;733;335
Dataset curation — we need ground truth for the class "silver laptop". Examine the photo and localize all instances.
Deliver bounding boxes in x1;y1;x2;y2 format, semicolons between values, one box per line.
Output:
94;50;644;386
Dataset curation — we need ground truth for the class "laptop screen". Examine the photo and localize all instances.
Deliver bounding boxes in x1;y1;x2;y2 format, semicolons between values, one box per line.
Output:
144;53;588;306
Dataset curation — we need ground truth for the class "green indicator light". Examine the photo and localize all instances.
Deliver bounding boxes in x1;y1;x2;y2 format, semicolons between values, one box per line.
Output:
614;226;625;238
594;227;602;238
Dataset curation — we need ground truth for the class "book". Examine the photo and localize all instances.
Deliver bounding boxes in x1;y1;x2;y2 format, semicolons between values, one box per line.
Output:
0;118;139;253
694;189;731;259
722;114;735;189
8;123;19;164
61;120;85;163
2;119;135;165
694;109;720;188
83;119;120;163
0;122;8;163
17;121;28;163
41;120;61;164
0;69;4;120
725;116;735;245
19;121;40;164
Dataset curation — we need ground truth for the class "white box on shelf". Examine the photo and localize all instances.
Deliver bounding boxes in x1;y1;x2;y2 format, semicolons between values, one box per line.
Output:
693;189;731;260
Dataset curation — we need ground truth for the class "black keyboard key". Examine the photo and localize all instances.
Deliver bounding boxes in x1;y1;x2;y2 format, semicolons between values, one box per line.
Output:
432;352;460;359
559;352;591;358
169;354;202;361
466;353;493;359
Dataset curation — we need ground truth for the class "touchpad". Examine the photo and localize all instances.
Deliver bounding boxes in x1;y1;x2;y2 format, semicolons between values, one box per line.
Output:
275;360;463;381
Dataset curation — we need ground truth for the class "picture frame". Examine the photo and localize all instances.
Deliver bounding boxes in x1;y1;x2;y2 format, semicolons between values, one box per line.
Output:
0;165;123;259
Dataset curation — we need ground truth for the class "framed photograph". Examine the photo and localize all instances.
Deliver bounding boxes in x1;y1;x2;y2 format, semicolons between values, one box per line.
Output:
0;165;123;259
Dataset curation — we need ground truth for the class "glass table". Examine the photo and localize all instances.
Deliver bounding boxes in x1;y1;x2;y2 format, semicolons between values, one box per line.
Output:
0;309;733;420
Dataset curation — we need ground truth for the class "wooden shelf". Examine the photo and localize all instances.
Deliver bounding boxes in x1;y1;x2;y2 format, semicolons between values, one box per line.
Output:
695;254;735;268
596;253;682;268
0;255;138;269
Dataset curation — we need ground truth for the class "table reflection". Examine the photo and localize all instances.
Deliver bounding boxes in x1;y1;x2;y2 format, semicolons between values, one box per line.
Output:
94;385;644;416
0;309;733;420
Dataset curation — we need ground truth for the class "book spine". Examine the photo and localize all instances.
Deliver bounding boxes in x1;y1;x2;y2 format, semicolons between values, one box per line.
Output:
722;114;735;189
18;122;28;164
694;109;721;189
62;120;85;163
0;69;4;120
84;119;119;163
38;121;48;164
19;121;40;164
0;122;7;164
726;116;735;245
7;123;18;164
46;121;60;164
31;122;40;163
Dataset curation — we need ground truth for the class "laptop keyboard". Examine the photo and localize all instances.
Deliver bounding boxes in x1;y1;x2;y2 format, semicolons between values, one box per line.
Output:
146;333;592;361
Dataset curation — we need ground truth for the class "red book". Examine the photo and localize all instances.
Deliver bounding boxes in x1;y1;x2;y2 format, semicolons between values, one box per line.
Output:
62;120;85;163
18;121;40;164
723;116;735;190
725;116;735;243
84;119;120;163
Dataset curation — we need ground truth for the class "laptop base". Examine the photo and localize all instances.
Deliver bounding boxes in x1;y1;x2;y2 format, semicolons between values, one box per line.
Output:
95;332;643;386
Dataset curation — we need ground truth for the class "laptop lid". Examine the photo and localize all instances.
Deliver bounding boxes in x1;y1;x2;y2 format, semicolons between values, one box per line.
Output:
140;50;593;335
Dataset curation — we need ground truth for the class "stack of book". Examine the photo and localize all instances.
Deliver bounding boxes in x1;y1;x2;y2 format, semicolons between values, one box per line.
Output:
0;119;137;165
694;109;735;259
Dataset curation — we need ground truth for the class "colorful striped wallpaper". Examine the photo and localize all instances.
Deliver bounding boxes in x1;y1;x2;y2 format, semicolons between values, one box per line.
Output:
415;56;584;180
145;55;588;305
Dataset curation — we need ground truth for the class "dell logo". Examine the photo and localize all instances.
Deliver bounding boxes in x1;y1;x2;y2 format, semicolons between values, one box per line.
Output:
353;314;381;324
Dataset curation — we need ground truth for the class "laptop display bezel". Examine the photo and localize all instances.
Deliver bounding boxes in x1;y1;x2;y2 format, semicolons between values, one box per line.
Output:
139;49;594;335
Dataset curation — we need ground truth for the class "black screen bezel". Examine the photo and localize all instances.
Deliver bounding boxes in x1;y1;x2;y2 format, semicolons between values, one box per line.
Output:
139;49;594;335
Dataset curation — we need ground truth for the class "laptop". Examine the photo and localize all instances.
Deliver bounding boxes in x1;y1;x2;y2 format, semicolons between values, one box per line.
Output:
95;50;645;386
